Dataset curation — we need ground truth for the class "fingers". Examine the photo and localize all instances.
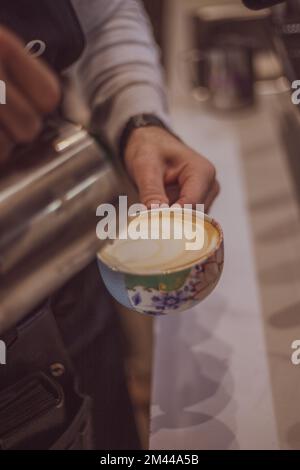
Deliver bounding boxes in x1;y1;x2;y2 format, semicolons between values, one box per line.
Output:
124;127;220;211
165;184;180;205
0;27;61;164
174;154;217;208
204;180;220;212
130;155;169;208
0;80;42;143
0;27;61;114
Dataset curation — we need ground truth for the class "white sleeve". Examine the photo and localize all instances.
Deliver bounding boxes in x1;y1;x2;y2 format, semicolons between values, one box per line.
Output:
71;0;170;153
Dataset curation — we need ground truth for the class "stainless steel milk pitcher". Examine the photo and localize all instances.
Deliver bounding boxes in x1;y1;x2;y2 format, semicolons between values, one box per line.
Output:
0;121;127;333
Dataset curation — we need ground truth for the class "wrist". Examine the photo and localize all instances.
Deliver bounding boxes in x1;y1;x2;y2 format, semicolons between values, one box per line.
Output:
119;114;179;159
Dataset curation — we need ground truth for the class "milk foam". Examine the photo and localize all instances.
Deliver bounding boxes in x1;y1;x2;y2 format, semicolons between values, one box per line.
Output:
99;211;220;274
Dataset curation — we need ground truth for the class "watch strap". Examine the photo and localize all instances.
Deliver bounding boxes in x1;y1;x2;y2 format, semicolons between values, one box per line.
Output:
119;114;179;158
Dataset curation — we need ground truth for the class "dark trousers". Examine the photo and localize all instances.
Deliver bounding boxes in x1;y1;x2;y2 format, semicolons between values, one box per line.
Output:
73;309;141;450
0;263;141;450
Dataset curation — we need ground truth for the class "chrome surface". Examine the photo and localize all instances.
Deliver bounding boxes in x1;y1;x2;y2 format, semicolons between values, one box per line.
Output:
0;122;127;333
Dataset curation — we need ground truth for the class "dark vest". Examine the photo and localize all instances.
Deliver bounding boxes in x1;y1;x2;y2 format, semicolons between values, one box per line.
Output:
0;0;85;72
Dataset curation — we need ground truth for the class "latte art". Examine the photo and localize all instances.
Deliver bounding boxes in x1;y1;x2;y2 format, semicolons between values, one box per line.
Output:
99;210;220;275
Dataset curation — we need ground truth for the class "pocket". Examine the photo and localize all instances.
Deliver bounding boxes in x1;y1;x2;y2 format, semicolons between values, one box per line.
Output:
0;301;94;450
0;371;93;450
0;372;66;450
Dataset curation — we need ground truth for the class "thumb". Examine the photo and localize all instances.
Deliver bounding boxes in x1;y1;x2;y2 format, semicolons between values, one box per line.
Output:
131;156;169;208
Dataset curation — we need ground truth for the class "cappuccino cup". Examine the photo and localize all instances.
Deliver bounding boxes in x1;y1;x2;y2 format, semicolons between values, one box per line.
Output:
97;208;224;316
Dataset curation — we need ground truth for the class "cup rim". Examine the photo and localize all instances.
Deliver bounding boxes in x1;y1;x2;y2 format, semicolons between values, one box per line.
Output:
97;208;224;276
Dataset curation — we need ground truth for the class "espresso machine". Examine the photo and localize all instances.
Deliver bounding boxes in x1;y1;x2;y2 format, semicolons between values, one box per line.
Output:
0;120;129;334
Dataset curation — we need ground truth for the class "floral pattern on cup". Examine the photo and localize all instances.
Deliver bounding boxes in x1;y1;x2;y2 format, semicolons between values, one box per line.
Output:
125;241;224;316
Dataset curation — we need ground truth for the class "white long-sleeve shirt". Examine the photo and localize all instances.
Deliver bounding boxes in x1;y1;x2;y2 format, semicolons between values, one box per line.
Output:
70;0;170;152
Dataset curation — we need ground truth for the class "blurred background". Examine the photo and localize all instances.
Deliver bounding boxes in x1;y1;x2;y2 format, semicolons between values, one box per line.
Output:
5;0;300;452
124;0;300;450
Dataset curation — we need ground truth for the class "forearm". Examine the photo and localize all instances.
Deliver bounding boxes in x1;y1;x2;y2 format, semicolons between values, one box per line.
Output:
71;0;170;153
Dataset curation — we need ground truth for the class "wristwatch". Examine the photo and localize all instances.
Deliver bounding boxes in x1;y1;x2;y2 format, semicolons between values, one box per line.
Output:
119;113;179;158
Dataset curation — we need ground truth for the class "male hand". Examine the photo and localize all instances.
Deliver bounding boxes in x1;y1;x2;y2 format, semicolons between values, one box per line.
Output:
0;27;61;164
124;126;219;210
